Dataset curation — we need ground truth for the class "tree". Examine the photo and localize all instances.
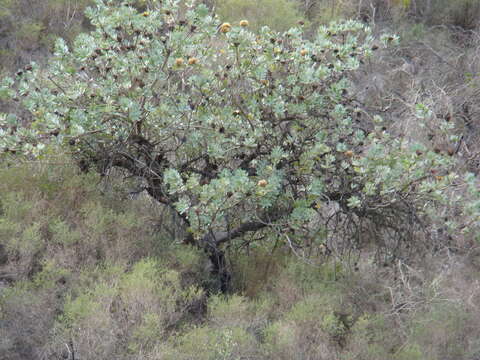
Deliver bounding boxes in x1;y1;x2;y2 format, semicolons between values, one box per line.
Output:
0;0;459;291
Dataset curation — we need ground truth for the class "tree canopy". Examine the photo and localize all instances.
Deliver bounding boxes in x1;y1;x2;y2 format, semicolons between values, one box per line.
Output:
0;0;469;289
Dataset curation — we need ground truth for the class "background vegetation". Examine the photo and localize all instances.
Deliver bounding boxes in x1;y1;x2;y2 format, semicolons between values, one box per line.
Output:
2;160;480;359
1;0;480;359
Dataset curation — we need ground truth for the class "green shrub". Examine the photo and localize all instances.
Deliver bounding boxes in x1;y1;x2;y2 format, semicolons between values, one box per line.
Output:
161;325;258;360
57;259;204;359
0;158;214;359
50;219;82;245
395;344;425;360
208;294;250;327
345;314;396;360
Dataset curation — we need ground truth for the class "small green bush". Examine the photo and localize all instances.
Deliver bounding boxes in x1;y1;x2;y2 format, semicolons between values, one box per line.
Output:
161;325;258;360
345;314;395;360
57;259;204;359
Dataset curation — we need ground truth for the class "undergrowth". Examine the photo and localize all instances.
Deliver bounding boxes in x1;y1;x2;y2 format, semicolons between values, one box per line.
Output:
1;159;480;359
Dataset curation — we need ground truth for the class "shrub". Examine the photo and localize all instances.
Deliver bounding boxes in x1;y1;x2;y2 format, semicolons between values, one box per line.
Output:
0;158;214;359
55;259;204;359
345;313;397;360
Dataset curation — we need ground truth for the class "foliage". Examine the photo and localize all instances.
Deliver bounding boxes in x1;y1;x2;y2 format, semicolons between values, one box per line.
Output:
0;159;210;360
2;1;480;360
56;259;204;358
0;0;465;286
1;161;480;359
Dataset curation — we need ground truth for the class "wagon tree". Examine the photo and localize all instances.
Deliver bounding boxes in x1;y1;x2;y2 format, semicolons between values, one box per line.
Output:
0;0;458;290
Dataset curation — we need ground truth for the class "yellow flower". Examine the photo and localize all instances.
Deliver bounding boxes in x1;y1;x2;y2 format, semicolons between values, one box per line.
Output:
219;22;232;33
188;57;198;65
239;20;249;27
175;58;184;66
